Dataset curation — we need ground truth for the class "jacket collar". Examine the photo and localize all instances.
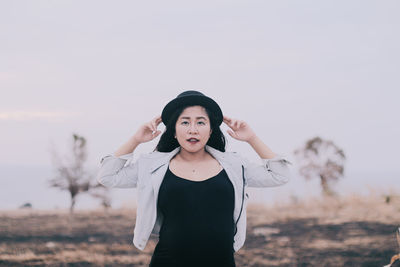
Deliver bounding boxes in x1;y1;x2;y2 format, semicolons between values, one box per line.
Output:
149;145;226;173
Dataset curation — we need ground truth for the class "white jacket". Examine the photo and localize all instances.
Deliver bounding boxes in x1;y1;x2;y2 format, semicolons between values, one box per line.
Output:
97;144;292;252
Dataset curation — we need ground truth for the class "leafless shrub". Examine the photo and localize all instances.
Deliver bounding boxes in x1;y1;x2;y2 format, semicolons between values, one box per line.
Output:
48;133;99;213
294;136;346;197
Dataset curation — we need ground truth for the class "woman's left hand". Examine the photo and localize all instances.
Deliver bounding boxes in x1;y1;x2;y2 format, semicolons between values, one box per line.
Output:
223;115;257;142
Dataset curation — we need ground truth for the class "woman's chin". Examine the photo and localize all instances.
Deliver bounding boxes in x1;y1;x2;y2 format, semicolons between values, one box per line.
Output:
181;144;205;152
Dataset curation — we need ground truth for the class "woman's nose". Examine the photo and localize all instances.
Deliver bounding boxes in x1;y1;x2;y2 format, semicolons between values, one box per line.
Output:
188;124;199;133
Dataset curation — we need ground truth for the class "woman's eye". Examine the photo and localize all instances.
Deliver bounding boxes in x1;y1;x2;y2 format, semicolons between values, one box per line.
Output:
181;121;205;125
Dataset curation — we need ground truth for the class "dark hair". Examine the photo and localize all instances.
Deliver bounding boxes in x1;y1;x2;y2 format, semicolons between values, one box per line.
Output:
153;105;226;152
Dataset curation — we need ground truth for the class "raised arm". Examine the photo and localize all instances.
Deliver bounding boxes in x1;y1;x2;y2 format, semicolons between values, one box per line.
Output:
96;137;141;188
97;115;162;188
238;152;292;188
223;115;292;188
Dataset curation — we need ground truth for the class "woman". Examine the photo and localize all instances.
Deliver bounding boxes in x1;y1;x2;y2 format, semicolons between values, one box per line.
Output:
97;90;292;267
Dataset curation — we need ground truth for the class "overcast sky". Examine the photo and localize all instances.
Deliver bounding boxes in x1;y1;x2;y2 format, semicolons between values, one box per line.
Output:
1;1;399;209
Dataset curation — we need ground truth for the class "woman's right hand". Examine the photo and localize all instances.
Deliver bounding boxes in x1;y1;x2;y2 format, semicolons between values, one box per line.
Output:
133;115;163;144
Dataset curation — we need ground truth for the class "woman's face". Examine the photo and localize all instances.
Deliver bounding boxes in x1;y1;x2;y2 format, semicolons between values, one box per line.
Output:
175;105;212;153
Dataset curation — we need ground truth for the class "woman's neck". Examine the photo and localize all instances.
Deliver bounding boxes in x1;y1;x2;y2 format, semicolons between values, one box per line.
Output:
176;147;210;163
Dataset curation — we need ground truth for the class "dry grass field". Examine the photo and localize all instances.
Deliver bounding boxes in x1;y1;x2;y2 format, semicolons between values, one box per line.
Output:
1;192;399;267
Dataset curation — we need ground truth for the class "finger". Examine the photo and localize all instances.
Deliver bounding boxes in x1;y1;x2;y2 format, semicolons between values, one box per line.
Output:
232;120;237;128
148;123;155;132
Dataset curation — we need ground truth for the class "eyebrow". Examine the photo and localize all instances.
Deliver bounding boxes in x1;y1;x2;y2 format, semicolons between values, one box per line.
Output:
180;116;207;120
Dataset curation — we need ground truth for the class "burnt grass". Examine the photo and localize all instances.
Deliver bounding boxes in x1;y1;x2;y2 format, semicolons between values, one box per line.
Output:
243;218;397;266
0;208;398;267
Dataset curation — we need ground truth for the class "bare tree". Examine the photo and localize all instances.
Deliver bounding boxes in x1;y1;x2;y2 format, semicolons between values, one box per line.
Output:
48;133;94;213
294;136;346;196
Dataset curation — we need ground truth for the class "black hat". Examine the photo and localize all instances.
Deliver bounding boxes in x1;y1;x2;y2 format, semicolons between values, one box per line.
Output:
161;90;223;126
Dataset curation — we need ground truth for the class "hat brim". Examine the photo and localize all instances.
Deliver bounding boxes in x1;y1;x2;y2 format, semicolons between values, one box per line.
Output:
161;95;223;126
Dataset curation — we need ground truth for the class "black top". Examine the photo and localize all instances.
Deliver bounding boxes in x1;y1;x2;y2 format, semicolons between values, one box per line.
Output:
149;166;236;267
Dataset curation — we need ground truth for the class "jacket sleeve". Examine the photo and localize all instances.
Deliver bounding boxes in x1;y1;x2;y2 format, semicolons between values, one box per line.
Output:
238;153;293;188
96;152;139;188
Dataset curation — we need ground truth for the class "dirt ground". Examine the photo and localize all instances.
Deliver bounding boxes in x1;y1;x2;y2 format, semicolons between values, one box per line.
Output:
0;193;399;266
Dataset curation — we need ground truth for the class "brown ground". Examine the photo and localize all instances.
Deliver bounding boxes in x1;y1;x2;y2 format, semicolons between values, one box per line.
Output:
0;193;399;266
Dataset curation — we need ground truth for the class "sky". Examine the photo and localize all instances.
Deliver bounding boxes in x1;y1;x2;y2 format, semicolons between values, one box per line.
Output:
1;1;399;209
